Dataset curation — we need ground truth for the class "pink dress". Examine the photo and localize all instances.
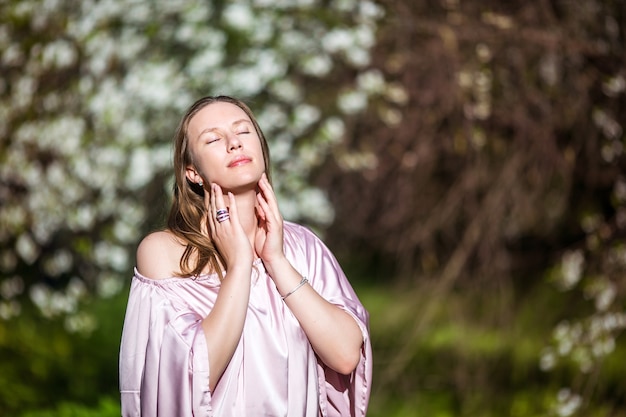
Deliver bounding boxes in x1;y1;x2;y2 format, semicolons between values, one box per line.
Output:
119;222;372;416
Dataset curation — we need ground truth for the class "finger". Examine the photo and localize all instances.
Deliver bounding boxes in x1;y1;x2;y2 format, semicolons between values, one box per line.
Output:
255;199;266;222
257;195;281;229
257;174;281;219
212;183;227;209
206;184;217;232
256;191;270;222
226;192;238;223
212;184;230;224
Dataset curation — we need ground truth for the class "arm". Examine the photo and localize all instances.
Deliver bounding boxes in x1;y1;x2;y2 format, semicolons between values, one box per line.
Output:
254;174;363;375
200;263;250;391
200;185;254;391
269;257;363;374
136;185;253;391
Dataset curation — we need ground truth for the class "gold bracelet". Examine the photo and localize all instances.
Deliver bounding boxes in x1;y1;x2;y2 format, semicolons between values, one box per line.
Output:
282;277;308;300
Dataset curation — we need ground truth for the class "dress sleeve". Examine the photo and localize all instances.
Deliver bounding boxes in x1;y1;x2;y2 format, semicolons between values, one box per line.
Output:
284;223;373;417
119;275;212;417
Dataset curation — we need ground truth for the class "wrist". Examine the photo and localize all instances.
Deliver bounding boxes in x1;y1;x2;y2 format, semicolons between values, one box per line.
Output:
262;255;291;278
224;262;253;278
281;277;308;300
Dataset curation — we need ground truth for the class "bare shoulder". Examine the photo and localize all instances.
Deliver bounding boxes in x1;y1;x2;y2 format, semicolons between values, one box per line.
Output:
136;230;187;280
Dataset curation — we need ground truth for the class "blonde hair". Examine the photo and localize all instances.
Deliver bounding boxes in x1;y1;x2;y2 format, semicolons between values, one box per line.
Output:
167;96;272;278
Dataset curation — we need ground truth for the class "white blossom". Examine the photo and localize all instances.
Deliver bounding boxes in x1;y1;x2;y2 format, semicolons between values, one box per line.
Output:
126;147;155;190
1;0;388;322
0;301;21;320
269;136;293;163
297;188;334;224
323;29;354;54
2;43;25;66
300;53;334;77
357;69;386;94
41;39;78;69
292;104;321;134
602;74;626;97
64;311;97;334
555;389;582;417
42;250;73;277
539;347;557;371
338;89;368;114
559;250;584;290
93;241;129;272
321;117;346;143
222;3;255;31
97;272;125;298
16;233;39;264
12;75;37;109
1;276;25;300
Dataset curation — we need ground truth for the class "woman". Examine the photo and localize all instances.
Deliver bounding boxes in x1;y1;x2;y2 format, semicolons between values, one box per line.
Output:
119;95;372;416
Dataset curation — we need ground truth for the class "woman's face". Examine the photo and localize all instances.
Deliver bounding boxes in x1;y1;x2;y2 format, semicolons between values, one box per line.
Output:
185;101;265;193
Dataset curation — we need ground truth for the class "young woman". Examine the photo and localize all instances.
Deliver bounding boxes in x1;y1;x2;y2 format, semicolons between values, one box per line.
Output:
119;96;372;416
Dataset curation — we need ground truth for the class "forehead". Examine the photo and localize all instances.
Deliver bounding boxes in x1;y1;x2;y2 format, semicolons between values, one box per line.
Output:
187;101;251;135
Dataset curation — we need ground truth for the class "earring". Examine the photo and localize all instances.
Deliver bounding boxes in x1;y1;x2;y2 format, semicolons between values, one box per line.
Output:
198;181;203;187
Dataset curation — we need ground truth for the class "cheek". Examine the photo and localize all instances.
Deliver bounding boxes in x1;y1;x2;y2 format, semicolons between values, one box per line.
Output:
254;139;266;161
202;156;229;183
188;152;212;182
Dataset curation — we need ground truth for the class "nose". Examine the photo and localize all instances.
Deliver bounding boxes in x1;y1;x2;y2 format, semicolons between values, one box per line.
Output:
227;133;242;151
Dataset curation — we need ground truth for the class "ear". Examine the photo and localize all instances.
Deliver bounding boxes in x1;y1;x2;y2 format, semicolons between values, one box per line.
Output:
185;165;203;185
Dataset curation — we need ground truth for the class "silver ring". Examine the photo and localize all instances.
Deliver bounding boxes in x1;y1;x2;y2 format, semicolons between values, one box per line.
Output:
216;208;230;223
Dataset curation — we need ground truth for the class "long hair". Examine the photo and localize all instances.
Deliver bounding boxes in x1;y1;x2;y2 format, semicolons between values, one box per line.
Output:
167;96;272;278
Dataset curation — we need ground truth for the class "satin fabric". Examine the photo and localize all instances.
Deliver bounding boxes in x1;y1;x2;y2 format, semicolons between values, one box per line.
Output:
119;222;372;417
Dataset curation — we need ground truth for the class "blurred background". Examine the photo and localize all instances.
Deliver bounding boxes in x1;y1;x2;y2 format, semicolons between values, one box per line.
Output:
1;0;625;416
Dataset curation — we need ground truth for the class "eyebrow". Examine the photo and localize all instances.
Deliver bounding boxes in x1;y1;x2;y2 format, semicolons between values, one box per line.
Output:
196;119;251;141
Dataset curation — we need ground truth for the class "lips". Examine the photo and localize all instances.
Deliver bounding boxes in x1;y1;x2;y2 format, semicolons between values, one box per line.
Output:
228;155;252;167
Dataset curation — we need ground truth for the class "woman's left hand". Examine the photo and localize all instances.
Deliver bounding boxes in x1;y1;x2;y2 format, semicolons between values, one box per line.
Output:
254;173;285;266
255;175;364;375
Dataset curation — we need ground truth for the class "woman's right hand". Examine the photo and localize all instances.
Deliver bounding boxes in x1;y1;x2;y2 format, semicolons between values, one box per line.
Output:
201;183;254;391
206;183;254;270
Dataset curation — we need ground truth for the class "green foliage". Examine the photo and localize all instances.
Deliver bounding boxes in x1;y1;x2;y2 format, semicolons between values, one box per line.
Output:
0;287;127;416
20;398;120;417
0;277;623;416
355;278;625;417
